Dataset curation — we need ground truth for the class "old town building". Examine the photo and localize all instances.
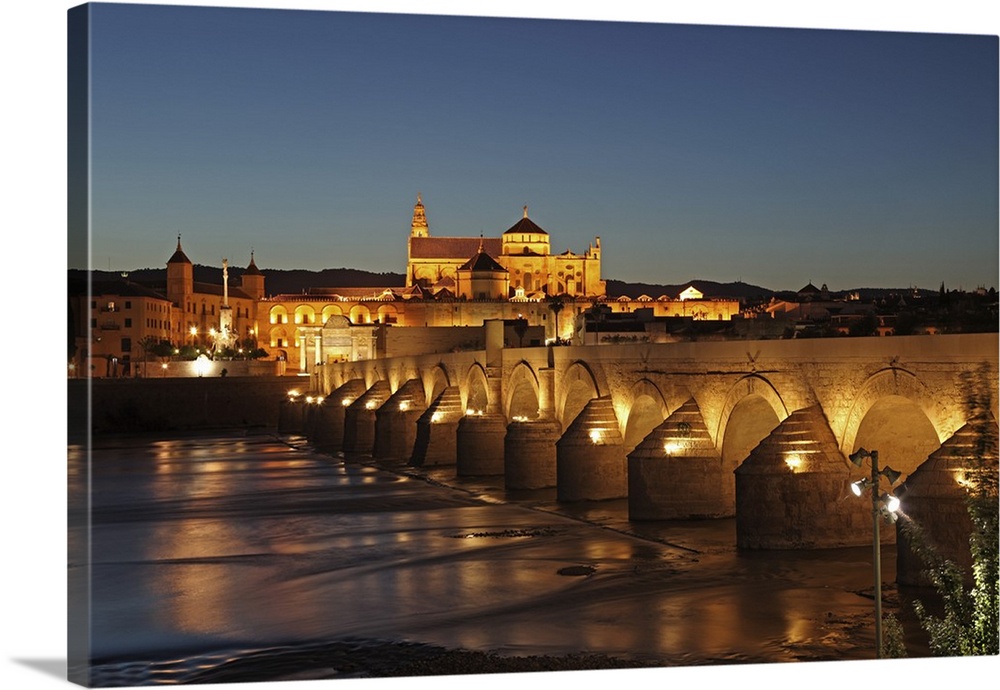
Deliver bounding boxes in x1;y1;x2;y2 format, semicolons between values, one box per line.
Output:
70;198;740;376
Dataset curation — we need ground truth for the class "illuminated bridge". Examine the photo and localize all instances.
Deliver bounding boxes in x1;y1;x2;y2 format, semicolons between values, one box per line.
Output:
283;329;997;577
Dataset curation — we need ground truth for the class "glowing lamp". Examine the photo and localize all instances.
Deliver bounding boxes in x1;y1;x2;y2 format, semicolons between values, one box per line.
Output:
365;400;378;410
431;411;444;423
342;398;352;407
784;454;802;471
398;401;410;412
194;354;211;377
589;429;602;445
663;441;681;456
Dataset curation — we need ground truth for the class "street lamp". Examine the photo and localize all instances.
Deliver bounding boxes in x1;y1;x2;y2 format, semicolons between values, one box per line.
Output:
848;447;902;658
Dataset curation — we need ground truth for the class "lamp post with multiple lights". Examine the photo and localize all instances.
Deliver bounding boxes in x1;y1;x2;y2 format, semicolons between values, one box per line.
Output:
849;447;902;658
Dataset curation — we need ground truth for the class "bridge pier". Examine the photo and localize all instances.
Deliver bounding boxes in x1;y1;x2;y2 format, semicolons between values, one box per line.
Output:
312;379;368;452
456;413;507;476
373;379;426;466
411;386;463;467
735;406;869;549
556;396;626;501
503;419;560;489
896;417;998;587
628;398;729;519
342;380;392;457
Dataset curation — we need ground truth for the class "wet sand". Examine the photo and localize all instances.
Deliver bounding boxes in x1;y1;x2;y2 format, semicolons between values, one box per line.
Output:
71;429;928;686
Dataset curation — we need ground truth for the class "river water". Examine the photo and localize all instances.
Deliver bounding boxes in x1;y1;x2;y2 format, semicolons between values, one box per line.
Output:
68;429;924;686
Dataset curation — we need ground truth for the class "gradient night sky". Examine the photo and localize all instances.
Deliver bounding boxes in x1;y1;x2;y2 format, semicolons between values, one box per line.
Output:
70;4;998;289
79;2;997;292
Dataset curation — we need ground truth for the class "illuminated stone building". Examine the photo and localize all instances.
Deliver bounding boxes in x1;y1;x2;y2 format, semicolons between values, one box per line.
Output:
405;196;605;298
70;238;265;377
71;198;740;377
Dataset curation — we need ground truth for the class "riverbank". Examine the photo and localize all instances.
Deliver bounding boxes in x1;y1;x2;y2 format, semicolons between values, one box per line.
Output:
75;429;931;688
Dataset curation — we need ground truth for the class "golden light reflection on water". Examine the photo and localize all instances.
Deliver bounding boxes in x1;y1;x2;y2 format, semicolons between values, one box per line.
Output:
84;432;888;667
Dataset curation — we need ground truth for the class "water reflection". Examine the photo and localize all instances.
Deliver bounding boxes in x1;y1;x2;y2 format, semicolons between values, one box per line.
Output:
76;431;897;678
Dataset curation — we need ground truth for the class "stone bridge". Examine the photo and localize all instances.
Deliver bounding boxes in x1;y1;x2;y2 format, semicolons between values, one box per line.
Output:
282;327;997;570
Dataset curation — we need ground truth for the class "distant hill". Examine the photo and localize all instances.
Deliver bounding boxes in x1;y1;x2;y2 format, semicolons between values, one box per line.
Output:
69;266;945;303
71;265;407;296
605;279;774;302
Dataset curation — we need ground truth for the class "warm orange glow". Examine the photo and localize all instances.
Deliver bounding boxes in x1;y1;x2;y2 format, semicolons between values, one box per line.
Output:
342;398;353;407
398;401;410;411
663;441;682;456
431;411;444;423
784;454;803;471
589;429;603;444
365;400;378;410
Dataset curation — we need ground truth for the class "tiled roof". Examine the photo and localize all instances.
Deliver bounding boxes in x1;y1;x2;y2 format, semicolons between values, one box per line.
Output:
409;236;502;260
503;216;548;236
192;282;253;300
243;253;262;276
167;237;191;264
90;280;170;301
459;251;507;273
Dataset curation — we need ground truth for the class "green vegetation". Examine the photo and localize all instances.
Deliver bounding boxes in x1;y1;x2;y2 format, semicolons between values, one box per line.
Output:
904;364;998;656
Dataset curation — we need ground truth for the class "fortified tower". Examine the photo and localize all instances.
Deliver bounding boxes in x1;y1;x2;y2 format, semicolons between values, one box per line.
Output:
166;235;193;308
240;250;265;302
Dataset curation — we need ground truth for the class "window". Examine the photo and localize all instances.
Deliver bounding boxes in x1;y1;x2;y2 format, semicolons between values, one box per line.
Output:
90;318;96;328
121;337;131;352
90;300;96;309
107;301;116;311
124;318;132;328
124;301;131;309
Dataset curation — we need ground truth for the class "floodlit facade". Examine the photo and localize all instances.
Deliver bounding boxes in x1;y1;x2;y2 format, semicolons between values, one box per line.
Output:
70;198;740;376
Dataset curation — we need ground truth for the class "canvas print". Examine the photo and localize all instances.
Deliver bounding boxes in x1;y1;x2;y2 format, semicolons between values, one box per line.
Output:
67;2;999;688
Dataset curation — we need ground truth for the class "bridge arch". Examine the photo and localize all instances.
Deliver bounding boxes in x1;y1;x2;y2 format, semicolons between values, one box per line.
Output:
506;361;541;421
464;362;491;415
424;363;452;406
364;367;385;389
622;378;669;451
841;367;947;474
558;360;602;429
716;374;790;468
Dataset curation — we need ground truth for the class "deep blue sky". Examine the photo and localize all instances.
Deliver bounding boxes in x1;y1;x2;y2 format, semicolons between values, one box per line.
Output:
78;2;998;291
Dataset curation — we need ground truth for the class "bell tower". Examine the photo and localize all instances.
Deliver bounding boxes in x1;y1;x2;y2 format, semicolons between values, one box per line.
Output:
410;193;429;238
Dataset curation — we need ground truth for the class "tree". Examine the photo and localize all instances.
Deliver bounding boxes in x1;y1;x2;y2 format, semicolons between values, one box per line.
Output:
547;295;565;343
905;363;998;656
848;312;879;337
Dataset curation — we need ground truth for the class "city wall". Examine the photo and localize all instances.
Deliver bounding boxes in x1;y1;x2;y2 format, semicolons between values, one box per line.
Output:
71;376;296;436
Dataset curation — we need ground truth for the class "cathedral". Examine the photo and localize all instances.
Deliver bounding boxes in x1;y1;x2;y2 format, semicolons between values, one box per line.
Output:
71;196;738;377
405;195;605;300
